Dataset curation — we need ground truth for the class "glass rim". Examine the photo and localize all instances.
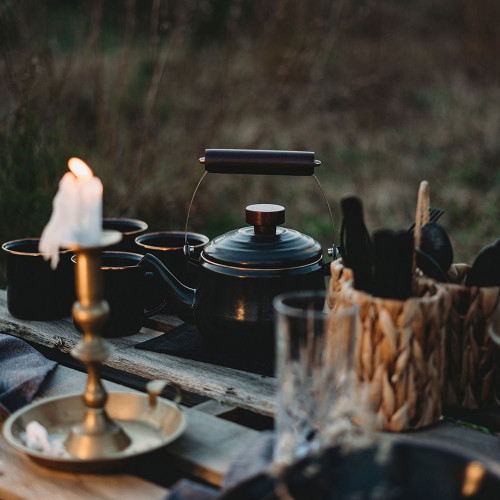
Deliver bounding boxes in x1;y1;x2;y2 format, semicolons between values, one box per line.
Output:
273;289;358;319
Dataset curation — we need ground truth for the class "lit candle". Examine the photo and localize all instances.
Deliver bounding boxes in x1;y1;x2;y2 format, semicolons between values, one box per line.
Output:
39;158;103;269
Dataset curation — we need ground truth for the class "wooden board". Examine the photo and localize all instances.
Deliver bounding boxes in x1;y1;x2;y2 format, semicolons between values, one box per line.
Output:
0;421;169;500
0;290;276;417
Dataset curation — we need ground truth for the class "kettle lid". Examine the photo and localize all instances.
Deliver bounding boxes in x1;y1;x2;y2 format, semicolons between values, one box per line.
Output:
202;204;323;270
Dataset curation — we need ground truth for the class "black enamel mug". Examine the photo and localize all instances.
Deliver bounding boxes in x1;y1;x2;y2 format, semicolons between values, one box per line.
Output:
134;231;209;284
134;231;208;314
72;251;164;337
2;238;75;320
102;218;148;253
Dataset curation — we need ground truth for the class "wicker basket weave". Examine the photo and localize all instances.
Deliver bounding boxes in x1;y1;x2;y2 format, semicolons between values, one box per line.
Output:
442;263;500;409
411;182;500;409
329;258;353;294
328;264;451;431
327;181;452;431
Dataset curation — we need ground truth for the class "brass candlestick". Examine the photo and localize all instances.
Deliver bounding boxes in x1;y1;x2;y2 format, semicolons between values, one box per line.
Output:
64;230;131;459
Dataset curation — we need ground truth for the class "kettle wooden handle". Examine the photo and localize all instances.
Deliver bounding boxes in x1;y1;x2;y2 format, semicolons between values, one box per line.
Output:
200;149;320;176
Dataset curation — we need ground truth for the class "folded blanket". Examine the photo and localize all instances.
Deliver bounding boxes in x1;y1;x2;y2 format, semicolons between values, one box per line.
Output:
0;333;57;420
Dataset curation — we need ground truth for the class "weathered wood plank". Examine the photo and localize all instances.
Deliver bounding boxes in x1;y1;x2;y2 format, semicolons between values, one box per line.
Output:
0;290;276;417
0;422;169;500
36;365;259;487
191;399;236;416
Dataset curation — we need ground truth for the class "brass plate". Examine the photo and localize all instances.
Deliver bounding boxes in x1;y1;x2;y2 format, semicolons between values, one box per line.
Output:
3;392;186;472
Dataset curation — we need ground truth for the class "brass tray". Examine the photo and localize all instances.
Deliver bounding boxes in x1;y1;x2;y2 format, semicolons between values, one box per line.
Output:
3;391;186;472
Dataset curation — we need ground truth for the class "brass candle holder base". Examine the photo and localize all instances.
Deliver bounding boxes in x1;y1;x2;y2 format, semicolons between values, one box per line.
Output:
3;391;186;472
2;230;186;471
65;411;131;459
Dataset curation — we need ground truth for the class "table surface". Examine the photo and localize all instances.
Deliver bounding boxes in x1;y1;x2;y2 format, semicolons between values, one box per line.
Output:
1;288;500;499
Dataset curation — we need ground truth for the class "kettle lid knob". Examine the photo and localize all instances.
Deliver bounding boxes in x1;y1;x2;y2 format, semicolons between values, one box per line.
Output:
246;204;285;235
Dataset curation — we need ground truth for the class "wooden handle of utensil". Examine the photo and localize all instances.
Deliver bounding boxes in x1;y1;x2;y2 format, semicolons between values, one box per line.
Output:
200;149;319;175
412;180;430;272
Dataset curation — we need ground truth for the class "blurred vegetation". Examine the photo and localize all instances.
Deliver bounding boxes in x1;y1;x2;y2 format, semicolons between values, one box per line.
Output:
1;0;500;287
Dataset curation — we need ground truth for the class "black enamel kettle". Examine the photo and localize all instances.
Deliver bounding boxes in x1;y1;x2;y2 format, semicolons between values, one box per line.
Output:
140;149;336;356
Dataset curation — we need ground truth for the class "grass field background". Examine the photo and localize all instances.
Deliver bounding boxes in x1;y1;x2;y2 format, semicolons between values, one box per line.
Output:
1;0;500;286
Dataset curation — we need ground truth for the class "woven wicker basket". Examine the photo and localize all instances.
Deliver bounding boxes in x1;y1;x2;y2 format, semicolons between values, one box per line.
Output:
442;264;500;409
327;181;452;431
329;259;353;294
328;269;451;431
411;182;500;409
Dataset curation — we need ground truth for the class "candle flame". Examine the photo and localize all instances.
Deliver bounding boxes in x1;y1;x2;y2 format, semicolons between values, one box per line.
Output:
68;157;93;179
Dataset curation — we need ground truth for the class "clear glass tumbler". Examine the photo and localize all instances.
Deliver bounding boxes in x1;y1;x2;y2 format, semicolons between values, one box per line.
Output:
273;290;361;466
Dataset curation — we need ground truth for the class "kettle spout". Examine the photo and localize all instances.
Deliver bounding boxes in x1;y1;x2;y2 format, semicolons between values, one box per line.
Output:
139;253;197;323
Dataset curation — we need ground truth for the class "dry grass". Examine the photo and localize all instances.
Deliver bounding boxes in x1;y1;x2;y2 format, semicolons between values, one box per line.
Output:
1;0;500;286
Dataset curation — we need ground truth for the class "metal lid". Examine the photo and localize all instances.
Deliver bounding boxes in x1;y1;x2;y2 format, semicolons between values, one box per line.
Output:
202;204;323;270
